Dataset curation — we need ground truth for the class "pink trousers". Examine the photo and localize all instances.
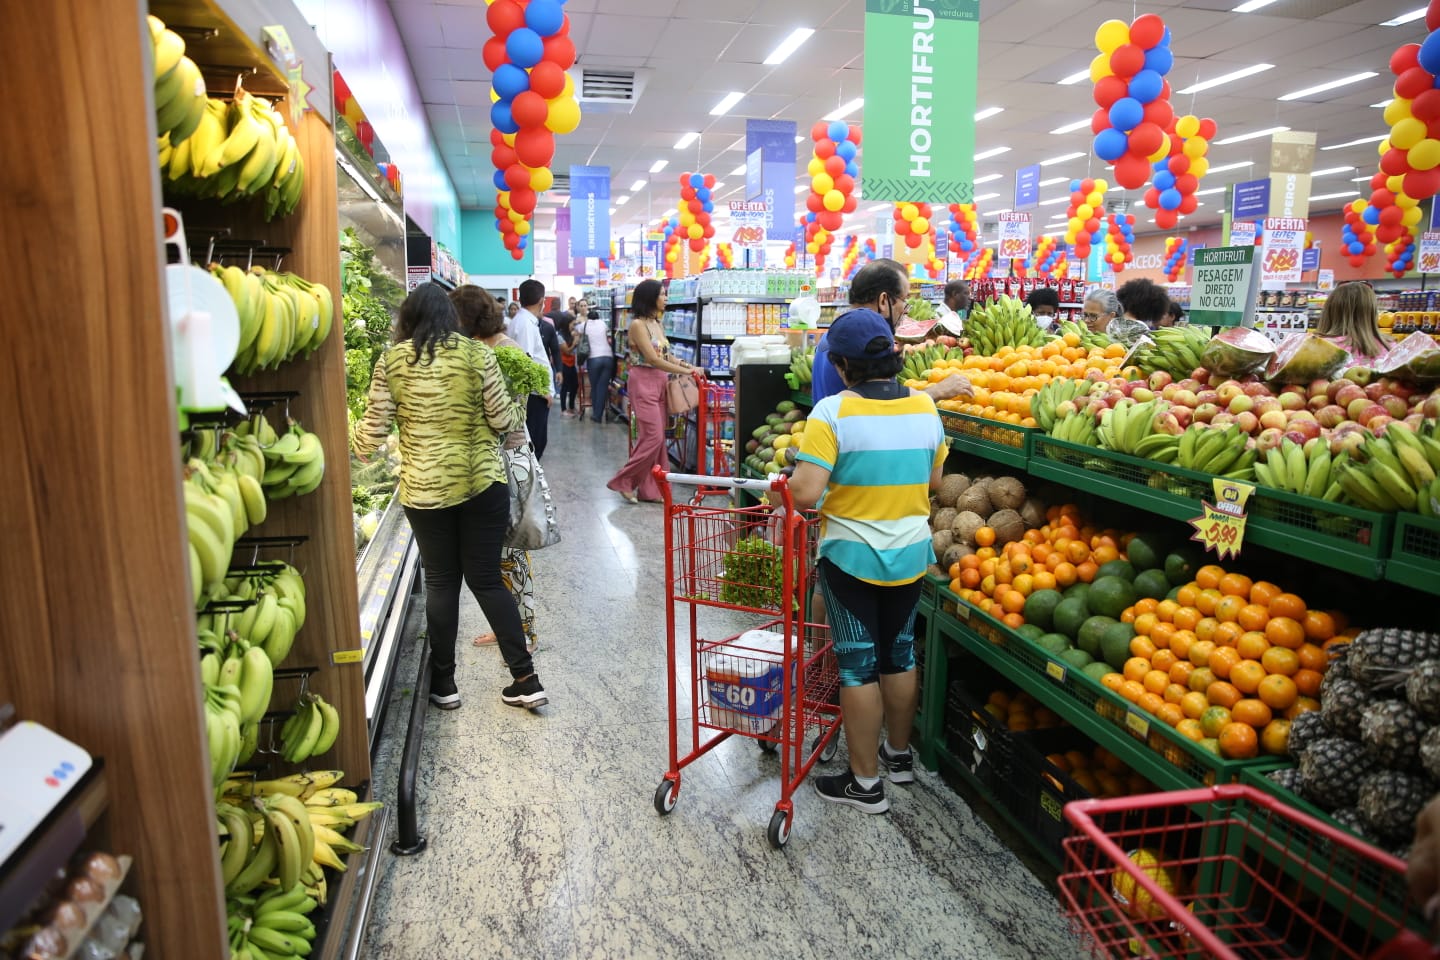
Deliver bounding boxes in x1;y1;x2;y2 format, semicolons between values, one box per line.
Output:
608;365;669;500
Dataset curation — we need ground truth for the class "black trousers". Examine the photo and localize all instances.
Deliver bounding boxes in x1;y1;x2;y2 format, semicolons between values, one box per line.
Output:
404;483;533;681
526;393;550;459
560;365;579;412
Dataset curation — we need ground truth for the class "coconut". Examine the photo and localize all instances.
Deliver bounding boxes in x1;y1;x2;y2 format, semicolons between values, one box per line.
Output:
938;473;970;507
933;507;959;535
988;508;1026;546
956;484;992;517
927;563;946;580
932;530;954;562
953;511;986;546
989;476;1026;511
942;544;973;569
1020;497;1046;529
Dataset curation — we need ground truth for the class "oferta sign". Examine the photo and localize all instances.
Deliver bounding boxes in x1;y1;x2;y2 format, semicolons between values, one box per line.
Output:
861;0;978;204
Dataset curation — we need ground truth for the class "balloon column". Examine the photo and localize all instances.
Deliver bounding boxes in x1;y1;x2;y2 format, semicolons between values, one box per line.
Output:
677;172;717;253
1387;227;1419;277
1342;199;1379;267
924;239;945;280
802;121;861;273
947;203;980;256
1090;14;1176;191
1104;212;1136;272
485;0;581;259
893;202;934;253
1064;178;1109;262
1021;235;1063;278
1144;114;1216;229
783;240;797;269
1163;237;1188;282
716;243;735;269
965;247;995;281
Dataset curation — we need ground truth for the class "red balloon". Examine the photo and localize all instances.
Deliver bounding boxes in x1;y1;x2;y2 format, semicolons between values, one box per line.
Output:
514;127;554;168
1392;43;1422;77
1373;171;1390;191
1144;187;1161;207
510;187;538;215
1373;188;1397;208
1129;121;1165;157
1091;108;1110;135
1427;117;1440;140
824;155;846;177
816;140;837;159
1161;80;1172;100
1381;148;1411;177
1179;194;1198;214
1168;155;1190;175
483;37;508;72
1349;255;1367;267
688;199;704;214
1094;76;1128;108
504;164;530;190
703;223;716;238
492;145;517;169
543;34;577;70
806;192;824;213
843;194;858;213
1415;88;1440;123
511;91;548;129
1175;174;1198;194
834;174;856;194
490;128;506;147
704;174;716;188
1113;152;1150;189
1365;243;1378;255
811;121;829;142
1085;217;1101;233
682;186;698;201
848;126;862;145
1110;44;1146;78
1406;167;1440;199
529;61;567;99
1430;0;1440;31
1378;223;1404;243
904;233;923;249
1380;204;1404;226
1142;99;1174;131
1198;118;1217;139
1397;66;1433;100
499;218;516;234
918;202;932;217
1156;209;1179;229
486;0;525;36
1081;178;1096;193
1130;13;1166;49
503;232;520;248
818;210;843;231
689;238;705;252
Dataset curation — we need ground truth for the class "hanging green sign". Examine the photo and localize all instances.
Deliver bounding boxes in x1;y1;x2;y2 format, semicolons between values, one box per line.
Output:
860;0;978;204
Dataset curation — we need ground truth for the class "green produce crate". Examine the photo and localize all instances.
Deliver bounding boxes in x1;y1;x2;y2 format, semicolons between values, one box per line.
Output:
1029;434;1393;576
938;410;1034;469
790;390;813;409
1387;511;1440;597
1238;763;1351;840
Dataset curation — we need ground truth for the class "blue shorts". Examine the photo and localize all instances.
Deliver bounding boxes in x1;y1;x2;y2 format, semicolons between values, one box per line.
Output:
817;559;923;687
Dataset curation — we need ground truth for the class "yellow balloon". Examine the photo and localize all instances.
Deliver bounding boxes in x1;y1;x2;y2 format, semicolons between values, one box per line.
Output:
1183;137;1207;159
688;223;703;240
1077;204;1094;220
1410;138;1440;170
1148;135;1170;162
1090;53;1114;84
1384;98;1413;128
812;172;835;194
1388;174;1406;193
1398;192;1420;208
824;189;845;211
1379;137;1392;157
808;157;824;177
561;73;575;99
491;87;500;103
1094;179;1109;192
1354;199;1369;211
900;203;918;221
666;250;678;263
546;96;581;135
912;216;930;234
530;167;554;192
1087;192;1103;207
503;132;516;146
1189;158;1209;178
1403;206;1423;226
807;242;820;254
515;220;531;236
680;211;695;227
1391;116;1426;151
1095;19;1130;54
1175;115;1200;139
508;209;524;223
1111;251;1125;264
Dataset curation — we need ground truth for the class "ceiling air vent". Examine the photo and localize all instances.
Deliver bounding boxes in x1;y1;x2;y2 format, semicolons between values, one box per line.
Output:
570;67;647;114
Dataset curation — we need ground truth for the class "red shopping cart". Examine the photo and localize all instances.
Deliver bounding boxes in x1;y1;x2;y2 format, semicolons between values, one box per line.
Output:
1058;784;1432;959
650;468;840;848
696;380;736;476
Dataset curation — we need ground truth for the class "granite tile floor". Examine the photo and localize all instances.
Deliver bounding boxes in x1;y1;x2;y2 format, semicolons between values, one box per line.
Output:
364;412;1086;959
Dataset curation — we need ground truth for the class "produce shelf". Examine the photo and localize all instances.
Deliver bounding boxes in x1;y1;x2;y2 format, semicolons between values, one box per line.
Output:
1029;435;1394;577
939;411;1034;470
1387;512;1440;597
935;742;1064;873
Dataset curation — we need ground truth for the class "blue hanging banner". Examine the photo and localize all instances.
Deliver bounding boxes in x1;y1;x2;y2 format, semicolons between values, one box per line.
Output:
569;165;611;258
1014;164;1041;211
1232;179;1271;221
746;119;798;239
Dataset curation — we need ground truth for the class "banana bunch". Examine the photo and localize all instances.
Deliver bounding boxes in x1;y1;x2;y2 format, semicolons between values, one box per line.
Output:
279;693;341;763
160;89;305;220
1130;326;1211;378
202;655;246;789
220;772;380;883
899;343;966;384
149;15;207;147
1335;422;1440;513
186;461;240;602
963;295;1050;356
906;296;936;322
221;792;317;897
1056;319;1112;352
1253;439;1344;501
1034;378;1100;433
215;266;335;374
227;883;320;960
229;563;308;666
789;347;815;387
256;420;326;499
1049;412;1099;446
1175;424;1259;480
1097;399;1164;456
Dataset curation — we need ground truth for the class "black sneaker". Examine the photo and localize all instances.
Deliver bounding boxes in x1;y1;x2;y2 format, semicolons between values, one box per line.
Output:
501;675;548;710
429;674;461;710
813;771;889;813
879;743;915;785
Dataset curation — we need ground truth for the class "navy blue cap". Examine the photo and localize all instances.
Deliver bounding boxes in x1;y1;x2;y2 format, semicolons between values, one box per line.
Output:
825;309;893;360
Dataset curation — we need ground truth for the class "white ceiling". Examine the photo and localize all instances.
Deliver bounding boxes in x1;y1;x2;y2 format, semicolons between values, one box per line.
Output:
386;0;1433;243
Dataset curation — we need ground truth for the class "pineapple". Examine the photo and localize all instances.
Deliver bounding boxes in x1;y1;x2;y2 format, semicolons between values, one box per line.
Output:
1286;710;1329;760
1406;659;1440;722
1329;806;1374;843
1421;726;1440;781
1357;769;1436;844
1320;679;1369;740
1359;700;1427;771
1299;738;1375;811
1348;629;1440;690
1320;655;1352;694
1267;767;1302;793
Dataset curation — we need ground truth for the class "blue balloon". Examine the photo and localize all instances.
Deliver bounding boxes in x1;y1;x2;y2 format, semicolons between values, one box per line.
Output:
1162;27;1172;45
702;200;713;213
1348;241;1365;255
491;100;519;134
1094;128;1128;162
845;161;859;177
1154;171;1176;191
1070;179;1082;191
1421;31;1440;76
518;236;528;249
1108;97;1144;132
828;120;850;142
525;0;565;37
1363;206;1381;225
837;140;858;161
493;169;508;191
690;173;704;188
1143;46;1174;76
506;28;544;68
1129;69;1164;105
696;188;711;202
492;63;529;100
1160;188;1182;211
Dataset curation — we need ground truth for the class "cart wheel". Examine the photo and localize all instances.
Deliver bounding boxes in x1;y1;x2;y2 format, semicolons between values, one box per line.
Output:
766;809;791;848
814;734;839;764
653;778;679;815
758;739;779;754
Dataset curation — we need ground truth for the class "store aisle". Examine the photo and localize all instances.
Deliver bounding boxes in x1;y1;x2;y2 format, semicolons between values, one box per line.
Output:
364;413;1084;960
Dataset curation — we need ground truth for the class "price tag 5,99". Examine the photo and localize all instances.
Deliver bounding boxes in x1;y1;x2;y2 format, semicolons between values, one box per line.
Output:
1189;478;1255;561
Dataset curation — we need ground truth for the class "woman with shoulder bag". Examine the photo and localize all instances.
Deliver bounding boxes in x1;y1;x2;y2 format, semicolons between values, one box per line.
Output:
606;279;698;503
575;299;616;424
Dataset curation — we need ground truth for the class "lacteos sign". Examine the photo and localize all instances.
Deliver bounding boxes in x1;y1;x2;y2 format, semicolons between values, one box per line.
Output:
1131;253;1165;271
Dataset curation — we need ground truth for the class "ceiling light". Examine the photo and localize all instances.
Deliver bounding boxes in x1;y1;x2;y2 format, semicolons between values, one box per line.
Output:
1215;125;1290;145
1351;175;1373;181
1041;151;1085;166
824;98;864;121
1050;213;1068;220
729;164;747;176
630;179;647;191
794;184;808;193
616;195;630;206
974;106;1004;122
1177;64;1274;95
1050;118;1092;135
1278;71;1379;102
1372;100;1393;108
1058;69;1090;85
1232;0;1279;11
1310;165;1353;177
649;159;669;173
974;173;1003;184
608;207;616;215
1321;134;1388;150
973;192;1001;202
794;135;805;143
974;146;1011;161
1039;177;1072;188
711;182;725;191
1038;196;1070;206
764;27;814;65
1381;7;1426;25
1309;190;1361;201
1207;161;1255;174
663;207;677;217
984;208;1012;216
673;132;699;150
1195;187;1228;196
710;92;744;115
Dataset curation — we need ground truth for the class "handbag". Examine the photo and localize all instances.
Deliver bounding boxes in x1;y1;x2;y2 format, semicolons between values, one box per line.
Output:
503;443;561;550
574;324;591;363
667;373;700;415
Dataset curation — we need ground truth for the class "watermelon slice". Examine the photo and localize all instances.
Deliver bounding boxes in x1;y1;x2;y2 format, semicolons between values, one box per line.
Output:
1265;332;1350;384
894;318;936;343
1199;326;1276;378
1375;331;1440;383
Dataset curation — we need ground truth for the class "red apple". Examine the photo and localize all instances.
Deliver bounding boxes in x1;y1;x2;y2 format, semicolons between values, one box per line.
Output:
1174;390;1199;408
1178;379;1203;394
1316;404;1348;429
1148;370;1174;391
1216;381;1244;404
1347;397;1375;422
1228;395;1255;414
1256;427;1285;455
1287;419;1322;442
1153;412;1183;436
1194;402;1221;424
1105;389;1128;406
1368;415;1395;436
1365;382;1388;402
1307;379;1332;400
1334;383;1367;408
1253;397;1282;416
1235;411;1260;435
1173;407;1194;429
1325;380;1351;403
1055;400;1077;419
1355;402;1388;427
1196;390;1220;406
1242;381;1272;398
1278;391;1306;411
1191;367;1212;385
1382;395;1410;419
1307;394;1330;412
1345;366;1374;386
1259;410;1289;431
1211;412;1237;427
1288;410;1318;423
1162;384;1182;402
1381;377;1415;401
1131;387;1156;404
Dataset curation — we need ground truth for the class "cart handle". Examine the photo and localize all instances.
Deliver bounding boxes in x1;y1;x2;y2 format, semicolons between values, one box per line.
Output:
660;473;781;492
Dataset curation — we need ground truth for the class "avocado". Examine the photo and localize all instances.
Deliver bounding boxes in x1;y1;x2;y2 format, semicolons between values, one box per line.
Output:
1096;560;1137;582
1125;533;1169;571
1060;648;1094;671
1037;633;1071;656
1016;624;1046;643
1077;615;1117;659
1100;621;1138;671
1022;589;1065;632
1133;569;1172;601
1063;582;1092;607
1082;661;1113;683
1164;547;1205;586
1087;576;1137;620
1053;597;1090;641
751;425;770;440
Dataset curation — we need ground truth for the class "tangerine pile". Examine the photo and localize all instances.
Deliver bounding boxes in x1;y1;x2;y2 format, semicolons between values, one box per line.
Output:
1098;564;1358;760
948;503;1128;630
926;336;1127;428
982;689;1062;732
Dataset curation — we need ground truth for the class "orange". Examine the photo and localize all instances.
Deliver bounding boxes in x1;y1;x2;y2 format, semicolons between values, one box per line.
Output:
1156;703;1185;728
1214;621;1245;649
1093;544;1120;565
1101;672;1126;693
1155;600;1180;623
976;547;997;562
1011;574;1034;597
1144;670;1171;696
960;569;982;589
1053;562;1077;587
1195;617;1220;645
1231;660;1267;695
1123;657;1152;683
1120;606;1137;624
1134;613;1159;638
1232;698;1273;728
1261;719;1292;756
1066;540;1090;564
1196;564;1226;590
1260;647;1298;677
1265;617;1306;650
1181;691;1209;720
1292;669;1323;698
1002;612;1026;630
1218;572;1253;599
1268;593;1307;621
1208;647;1241;680
1047;752;1071;772
1002;591;1027;615
1206;681;1242;710
1011;554;1033;576
1152;649;1178;674
1219;722;1259;759
1166;628;1193;659
960;554;982;571
1285;696;1321;719
1296;643;1329;673
1188;639;1216;667
1130;636;1158;660
1169;661;1196;686
1237;603;1270;632
1302;610;1336;642
1194;589;1223;617
1137;692;1166;716
1173;607;1202;632
975;526;997;547
995;561;1013;585
1032;571;1057;592
1076;561;1098;583
1200;705;1233;739
1249;580;1283;607
1213;595;1245;625
1163;683;1188;705
1237;632;1272;663
1174;584;1200;608
1176;719;1206;742
979;558;999;579
1134;598;1159;616
1258;674;1299;711
1151;622;1178;650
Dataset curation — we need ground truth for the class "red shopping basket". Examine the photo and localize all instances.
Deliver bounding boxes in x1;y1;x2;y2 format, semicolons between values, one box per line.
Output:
1058;784;1431;959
